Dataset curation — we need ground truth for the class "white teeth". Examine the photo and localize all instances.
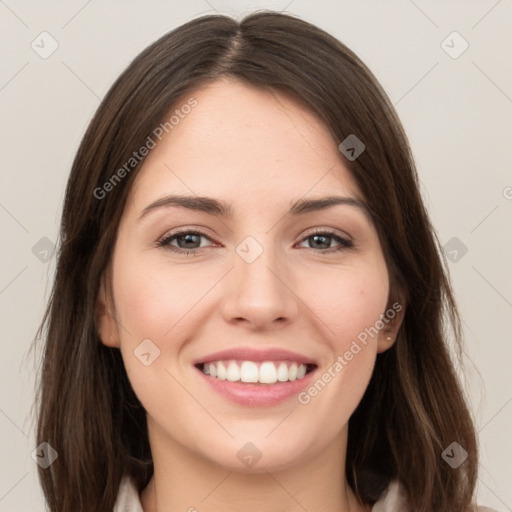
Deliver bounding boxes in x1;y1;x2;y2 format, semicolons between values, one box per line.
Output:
240;361;259;383
201;360;311;384
276;362;288;382
259;362;277;384
226;361;240;382
216;361;227;380
288;363;298;381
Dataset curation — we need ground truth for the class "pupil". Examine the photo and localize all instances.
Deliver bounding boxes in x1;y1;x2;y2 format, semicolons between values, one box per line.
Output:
180;234;200;248
312;234;330;249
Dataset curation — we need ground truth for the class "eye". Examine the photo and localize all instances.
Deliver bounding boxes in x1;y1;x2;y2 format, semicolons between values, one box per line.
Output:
296;229;353;253
157;228;354;256
157;229;215;255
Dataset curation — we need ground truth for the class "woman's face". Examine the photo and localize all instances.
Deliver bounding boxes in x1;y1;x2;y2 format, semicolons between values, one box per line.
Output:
98;78;401;473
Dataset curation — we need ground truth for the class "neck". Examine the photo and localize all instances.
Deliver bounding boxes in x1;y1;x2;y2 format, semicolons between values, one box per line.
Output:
140;417;368;512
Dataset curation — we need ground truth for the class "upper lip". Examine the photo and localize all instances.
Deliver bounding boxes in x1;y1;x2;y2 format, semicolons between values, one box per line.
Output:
193;347;318;366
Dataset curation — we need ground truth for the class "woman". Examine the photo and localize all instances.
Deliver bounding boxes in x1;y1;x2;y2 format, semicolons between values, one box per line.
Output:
34;10;495;512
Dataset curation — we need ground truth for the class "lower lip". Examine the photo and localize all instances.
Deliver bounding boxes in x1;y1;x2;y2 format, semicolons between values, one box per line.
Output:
195;366;317;407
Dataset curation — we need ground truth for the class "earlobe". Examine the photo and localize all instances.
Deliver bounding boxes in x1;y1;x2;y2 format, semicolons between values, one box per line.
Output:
376;300;406;353
96;280;120;348
377;333;397;353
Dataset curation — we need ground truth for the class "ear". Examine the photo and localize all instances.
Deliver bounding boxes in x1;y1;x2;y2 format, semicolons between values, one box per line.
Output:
96;277;120;348
376;298;406;354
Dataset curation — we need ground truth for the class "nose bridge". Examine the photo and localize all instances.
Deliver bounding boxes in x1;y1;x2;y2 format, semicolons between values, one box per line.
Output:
221;234;298;327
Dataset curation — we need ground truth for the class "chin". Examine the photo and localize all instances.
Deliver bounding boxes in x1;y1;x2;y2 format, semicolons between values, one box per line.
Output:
197;430;321;475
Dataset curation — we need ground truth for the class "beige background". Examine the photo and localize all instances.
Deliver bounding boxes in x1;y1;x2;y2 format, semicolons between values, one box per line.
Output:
1;0;511;510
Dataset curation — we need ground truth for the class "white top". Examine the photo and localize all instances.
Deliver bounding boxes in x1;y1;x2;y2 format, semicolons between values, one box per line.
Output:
113;476;497;511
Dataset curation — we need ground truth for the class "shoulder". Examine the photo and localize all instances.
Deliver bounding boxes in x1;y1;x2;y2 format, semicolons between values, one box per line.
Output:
371;480;499;512
113;475;144;512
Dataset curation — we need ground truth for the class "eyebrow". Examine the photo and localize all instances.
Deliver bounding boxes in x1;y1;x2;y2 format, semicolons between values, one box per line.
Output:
139;194;370;220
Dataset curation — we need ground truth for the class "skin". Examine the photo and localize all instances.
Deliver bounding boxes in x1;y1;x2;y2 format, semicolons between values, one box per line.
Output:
97;78;404;512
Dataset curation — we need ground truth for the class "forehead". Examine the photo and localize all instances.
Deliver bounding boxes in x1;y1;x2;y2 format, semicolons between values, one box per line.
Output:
129;79;362;209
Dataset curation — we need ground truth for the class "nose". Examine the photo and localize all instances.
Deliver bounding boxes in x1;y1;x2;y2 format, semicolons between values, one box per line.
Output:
220;245;299;331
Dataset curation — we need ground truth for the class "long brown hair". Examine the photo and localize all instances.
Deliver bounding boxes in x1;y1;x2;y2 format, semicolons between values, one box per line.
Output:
33;10;478;511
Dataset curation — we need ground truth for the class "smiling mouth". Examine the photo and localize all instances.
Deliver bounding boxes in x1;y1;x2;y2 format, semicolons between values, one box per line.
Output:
195;360;317;385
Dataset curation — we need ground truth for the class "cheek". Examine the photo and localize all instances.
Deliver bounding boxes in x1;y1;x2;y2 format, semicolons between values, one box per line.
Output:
110;254;213;408
294;264;388;410
298;263;389;346
113;246;389;357
112;256;216;342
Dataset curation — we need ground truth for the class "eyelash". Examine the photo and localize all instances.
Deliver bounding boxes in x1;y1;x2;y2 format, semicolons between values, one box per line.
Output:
156;228;354;256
